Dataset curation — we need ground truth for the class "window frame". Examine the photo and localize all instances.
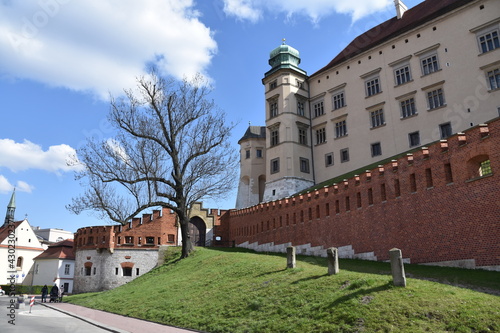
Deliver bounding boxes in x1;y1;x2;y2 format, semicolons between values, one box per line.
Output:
270;158;280;174
370;108;385;128
371;142;382;157
325;153;334;167
315;127;326;145
486;68;500;90
408;131;421;148
270;127;279;147
340;148;350;163
478;29;500;54
394;64;412;86
439;122;453;139
332;91;345;110
426;87;446;110
365;76;381;97
313;100;325;118
400;97;417;118
335;119;347;138
299;157;310;174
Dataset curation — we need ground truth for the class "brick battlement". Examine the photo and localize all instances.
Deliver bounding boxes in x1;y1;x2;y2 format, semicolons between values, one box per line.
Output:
221;118;500;269
74;207;178;251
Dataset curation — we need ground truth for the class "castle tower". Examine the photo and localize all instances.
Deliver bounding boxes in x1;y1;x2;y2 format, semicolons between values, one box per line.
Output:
235;126;267;209
262;40;314;201
3;189;16;227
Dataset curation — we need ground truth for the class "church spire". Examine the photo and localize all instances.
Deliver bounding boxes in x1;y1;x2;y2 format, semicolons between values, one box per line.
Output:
4;189;16;227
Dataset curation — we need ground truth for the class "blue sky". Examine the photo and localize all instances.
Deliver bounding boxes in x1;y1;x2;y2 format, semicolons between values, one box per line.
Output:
0;0;423;232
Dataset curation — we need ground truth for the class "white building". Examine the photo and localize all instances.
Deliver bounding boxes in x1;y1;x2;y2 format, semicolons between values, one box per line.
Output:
33;227;74;249
32;239;75;293
0;219;44;285
236;0;500;207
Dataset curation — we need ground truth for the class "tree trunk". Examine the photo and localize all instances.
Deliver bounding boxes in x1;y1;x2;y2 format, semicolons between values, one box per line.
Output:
179;217;194;258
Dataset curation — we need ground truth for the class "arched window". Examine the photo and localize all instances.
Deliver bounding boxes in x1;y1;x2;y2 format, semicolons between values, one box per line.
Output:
467;155;493;179
16;256;23;269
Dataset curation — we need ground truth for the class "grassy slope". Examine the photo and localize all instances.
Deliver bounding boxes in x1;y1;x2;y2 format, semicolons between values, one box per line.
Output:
66;248;500;333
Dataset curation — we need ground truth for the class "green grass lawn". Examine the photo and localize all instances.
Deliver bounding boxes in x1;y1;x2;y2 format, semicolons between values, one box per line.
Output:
66;247;500;333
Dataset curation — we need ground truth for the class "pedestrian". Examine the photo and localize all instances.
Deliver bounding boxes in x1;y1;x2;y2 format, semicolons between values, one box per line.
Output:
58;285;64;302
49;284;59;303
41;285;48;303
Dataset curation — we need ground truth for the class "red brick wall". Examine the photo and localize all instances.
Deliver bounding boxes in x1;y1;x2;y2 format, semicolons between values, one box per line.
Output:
222;119;500;267
74;208;178;250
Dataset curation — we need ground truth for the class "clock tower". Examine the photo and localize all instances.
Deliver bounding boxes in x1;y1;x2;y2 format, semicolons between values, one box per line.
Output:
262;40;314;201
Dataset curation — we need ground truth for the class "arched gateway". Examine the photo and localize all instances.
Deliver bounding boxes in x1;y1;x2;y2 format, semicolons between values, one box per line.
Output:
189;216;206;246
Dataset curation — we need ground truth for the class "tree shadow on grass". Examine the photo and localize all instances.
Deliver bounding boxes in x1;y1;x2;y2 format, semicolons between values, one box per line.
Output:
328;282;394;308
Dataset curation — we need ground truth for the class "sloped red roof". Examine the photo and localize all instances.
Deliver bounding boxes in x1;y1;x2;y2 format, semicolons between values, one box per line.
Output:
312;0;475;77
34;239;75;260
0;221;23;243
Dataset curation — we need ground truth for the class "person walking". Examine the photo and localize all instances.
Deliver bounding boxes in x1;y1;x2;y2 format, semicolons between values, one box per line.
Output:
49;284;59;303
41;285;48;303
58;285;64;302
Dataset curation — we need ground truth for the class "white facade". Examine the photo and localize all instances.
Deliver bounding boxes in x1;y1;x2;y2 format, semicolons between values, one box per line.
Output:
237;0;500;206
0;219;44;285
34;228;74;242
32;258;75;293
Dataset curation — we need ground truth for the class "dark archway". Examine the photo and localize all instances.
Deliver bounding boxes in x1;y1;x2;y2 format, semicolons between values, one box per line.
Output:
189;216;206;246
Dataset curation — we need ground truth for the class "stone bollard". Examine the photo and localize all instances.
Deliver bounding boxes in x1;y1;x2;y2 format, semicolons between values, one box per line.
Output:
327;247;339;275
389;248;406;287
287;246;296;268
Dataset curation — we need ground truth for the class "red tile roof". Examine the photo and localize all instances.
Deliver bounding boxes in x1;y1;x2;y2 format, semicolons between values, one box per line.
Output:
34;239;75;260
0;221;23;243
312;0;475;77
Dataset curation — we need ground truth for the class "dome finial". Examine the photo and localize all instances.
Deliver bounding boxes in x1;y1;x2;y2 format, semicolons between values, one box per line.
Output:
282;38;286;44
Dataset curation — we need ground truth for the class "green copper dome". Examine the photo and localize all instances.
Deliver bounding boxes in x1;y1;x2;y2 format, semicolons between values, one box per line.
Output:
265;40;306;78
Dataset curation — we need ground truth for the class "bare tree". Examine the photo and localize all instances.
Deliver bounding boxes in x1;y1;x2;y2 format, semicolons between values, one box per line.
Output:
68;71;238;258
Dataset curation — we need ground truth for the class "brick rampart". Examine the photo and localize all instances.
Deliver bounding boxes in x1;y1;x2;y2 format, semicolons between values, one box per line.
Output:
222;119;500;269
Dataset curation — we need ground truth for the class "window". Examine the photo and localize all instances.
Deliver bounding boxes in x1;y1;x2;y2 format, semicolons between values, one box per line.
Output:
365;77;381;96
439;122;452;139
297;100;305;116
421;53;440;75
370;109;385;128
16;256;23;269
124;236;133;245
487;68;500;90
335;120;347;138
256;149;263;158
340;148;349;163
245;150;250;159
85;266;91;276
136;268;140;275
123;267;132;277
408;131;420;147
270;158;280;174
300;158;310;173
427;88;445;109
394;65;411;85
145;237;154;244
64;264;71;275
325;153;334;167
269;80;277;89
479;160;492;176
313;101;324;117
298;127;308;145
371;142;382;157
400;97;417;118
478;30;499;53
270;100;278;118
167;234;175;243
270;128;279;146
316;127;326;144
332;91;345;110
115;267;119;275
93;267;96;275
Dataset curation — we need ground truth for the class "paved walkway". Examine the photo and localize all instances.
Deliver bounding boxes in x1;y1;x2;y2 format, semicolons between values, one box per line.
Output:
42;302;204;333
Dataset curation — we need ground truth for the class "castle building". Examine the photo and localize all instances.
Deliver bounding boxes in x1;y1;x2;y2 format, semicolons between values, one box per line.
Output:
236;0;500;208
73;203;226;293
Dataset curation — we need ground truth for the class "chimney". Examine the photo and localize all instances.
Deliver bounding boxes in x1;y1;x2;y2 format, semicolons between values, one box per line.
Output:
394;0;408;19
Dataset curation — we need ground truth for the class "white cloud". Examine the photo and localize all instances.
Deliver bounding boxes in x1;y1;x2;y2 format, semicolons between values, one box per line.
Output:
0;175;34;194
0;138;82;173
222;0;392;23
0;0;217;99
